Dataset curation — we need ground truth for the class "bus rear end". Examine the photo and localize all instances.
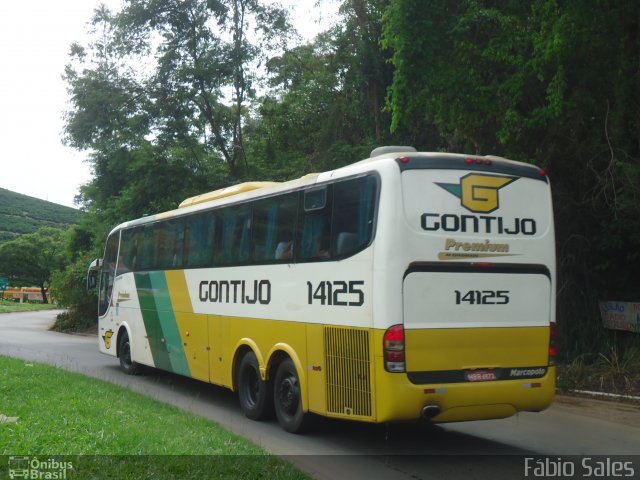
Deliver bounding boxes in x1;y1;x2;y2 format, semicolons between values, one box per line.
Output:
376;153;556;423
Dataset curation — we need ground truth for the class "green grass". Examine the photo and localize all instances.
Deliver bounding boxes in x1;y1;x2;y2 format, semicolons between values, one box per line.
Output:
0;299;61;313
0;356;310;479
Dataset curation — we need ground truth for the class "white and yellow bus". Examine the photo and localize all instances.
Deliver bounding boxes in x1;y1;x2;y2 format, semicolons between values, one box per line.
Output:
90;146;556;432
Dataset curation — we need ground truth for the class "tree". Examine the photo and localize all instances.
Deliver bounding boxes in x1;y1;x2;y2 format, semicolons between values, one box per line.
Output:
64;1;294;226
111;0;292;177
59;1;295;328
0;228;68;304
253;0;398;176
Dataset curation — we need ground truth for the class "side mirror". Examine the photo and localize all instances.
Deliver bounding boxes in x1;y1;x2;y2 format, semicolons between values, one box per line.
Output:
86;259;102;290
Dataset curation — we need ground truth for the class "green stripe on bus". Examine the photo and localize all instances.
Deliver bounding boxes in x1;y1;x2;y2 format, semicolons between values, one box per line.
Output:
148;271;191;377
134;272;172;371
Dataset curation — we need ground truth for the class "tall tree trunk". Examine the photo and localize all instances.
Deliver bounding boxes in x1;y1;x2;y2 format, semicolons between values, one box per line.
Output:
39;284;49;304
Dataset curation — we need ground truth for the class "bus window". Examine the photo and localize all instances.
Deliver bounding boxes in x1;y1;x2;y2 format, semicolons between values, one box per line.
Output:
98;231;119;317
300;186;331;261
140;225;156;270
171;220;186;268
117;228;137;275
185;212;216;268
220;205;252;265
304;186;326;211
252;192;298;263
156;220;181;269
331;175;377;257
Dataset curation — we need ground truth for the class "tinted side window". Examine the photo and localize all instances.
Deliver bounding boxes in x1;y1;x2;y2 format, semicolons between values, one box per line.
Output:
253;192;298;263
140;225;157;271
220;205;252;265
99;232;119;316
299;186;332;261
331;176;377;257
117;228;137;274
185;212;216;268
156;220;184;269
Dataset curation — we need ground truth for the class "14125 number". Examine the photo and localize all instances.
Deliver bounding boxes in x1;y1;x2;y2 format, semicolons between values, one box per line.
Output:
307;280;364;306
454;290;510;305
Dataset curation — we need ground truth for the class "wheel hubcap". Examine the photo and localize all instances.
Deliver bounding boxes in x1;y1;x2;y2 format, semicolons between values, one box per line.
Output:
279;375;299;415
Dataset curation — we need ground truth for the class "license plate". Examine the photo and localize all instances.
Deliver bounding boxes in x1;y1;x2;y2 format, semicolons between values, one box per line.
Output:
465;369;497;382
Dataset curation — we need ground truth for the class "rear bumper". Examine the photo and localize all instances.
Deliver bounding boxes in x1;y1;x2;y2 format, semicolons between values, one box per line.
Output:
373;363;555;423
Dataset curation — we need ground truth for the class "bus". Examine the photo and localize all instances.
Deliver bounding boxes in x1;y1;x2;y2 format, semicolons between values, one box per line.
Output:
88;146;556;433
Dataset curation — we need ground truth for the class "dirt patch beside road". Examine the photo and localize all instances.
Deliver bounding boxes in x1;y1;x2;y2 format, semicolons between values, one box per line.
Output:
554;394;640;428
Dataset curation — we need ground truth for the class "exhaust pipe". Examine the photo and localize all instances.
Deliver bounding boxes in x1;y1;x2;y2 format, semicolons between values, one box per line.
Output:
421;405;441;420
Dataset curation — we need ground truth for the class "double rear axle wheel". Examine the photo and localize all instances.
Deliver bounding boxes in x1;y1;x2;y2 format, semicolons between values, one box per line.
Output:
237;353;311;433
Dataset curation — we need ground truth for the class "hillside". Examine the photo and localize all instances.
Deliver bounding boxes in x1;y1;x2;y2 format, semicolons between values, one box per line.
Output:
0;188;82;244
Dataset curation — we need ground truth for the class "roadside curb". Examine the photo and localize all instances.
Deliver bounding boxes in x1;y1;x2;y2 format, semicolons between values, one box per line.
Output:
562;389;640;402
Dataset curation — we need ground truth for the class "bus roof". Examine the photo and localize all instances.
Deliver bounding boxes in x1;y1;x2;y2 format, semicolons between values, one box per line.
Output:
108;148;543;235
179;182;280;209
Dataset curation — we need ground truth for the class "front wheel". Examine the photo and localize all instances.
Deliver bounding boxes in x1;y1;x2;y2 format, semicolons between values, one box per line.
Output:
237;351;273;420
118;331;142;375
273;357;312;433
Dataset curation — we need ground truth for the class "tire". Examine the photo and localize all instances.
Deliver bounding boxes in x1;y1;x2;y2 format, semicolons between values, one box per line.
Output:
273;357;311;433
118;331;142;375
237;351;273;420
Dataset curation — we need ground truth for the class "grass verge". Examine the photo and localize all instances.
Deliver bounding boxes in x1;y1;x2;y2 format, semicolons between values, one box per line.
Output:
0;356;309;479
0;299;60;314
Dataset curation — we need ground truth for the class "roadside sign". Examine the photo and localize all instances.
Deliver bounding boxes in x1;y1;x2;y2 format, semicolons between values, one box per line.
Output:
0;277;7;291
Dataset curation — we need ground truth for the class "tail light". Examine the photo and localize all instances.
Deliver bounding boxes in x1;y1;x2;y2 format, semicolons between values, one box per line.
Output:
384;324;405;372
548;322;557;365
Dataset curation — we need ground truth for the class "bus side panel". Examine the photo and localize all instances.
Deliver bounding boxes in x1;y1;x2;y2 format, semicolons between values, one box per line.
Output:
165;270;210;382
172;312;209;382
306;323;327;415
209;314;230;387
101;273;156;368
133;272;175;372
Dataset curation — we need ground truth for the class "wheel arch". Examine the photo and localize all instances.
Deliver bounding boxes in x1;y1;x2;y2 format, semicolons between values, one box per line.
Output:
231;339;264;393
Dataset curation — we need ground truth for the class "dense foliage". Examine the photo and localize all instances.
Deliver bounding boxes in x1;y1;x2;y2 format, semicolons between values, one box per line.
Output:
54;0;639;357
383;0;640;356
0;227;69;303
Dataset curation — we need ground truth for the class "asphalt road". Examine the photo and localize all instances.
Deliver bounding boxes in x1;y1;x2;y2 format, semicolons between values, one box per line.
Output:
1;311;639;480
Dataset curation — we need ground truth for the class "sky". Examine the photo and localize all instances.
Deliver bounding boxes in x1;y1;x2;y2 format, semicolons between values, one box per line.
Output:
0;0;336;209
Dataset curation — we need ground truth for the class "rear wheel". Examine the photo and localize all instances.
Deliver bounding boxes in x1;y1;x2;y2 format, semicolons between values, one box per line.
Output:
118;331;142;375
237;351;273;420
273;357;311;433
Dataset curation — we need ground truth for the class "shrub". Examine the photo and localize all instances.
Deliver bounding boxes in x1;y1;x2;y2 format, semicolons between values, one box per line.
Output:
49;257;97;332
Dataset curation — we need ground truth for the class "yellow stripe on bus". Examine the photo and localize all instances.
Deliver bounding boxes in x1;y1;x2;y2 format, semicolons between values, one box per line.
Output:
405;326;549;371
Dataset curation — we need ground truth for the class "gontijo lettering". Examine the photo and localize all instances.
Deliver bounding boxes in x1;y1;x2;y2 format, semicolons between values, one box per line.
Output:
421;213;537;235
199;279;271;304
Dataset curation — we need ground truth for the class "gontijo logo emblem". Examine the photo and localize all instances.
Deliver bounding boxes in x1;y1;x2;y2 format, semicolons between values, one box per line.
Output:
436;174;516;213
